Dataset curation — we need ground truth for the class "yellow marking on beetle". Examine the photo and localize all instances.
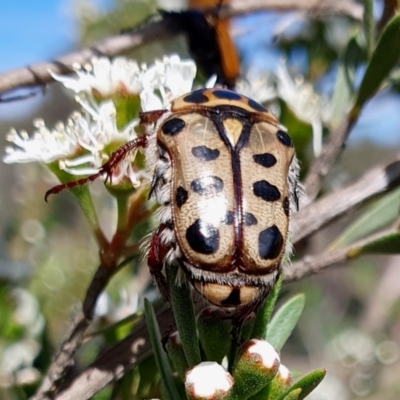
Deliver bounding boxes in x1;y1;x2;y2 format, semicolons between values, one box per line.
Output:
223;118;243;147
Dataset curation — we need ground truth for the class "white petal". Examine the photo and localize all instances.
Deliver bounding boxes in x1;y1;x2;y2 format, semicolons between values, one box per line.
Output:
50;71;91;93
140;90;164;112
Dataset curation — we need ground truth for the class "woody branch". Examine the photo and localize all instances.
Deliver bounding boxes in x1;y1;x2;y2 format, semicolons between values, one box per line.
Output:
0;0;362;97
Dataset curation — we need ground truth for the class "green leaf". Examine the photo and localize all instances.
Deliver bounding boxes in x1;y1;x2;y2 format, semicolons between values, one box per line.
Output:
86;312;142;343
47;163;100;233
278;369;326;400
166;264;201;367
165;334;188;381
331;34;364;127
197;309;231;363
282;388;302;400
136;356;161;398
278;100;313;174
331;61;353;128
352;14;400;119
251;275;283;339
144;299;180;400
331;187;400;248
266;294;305;351
358;232;400;255
113;94;141;130
363;0;375;58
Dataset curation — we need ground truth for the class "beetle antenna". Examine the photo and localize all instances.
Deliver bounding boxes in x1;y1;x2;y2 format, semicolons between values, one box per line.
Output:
45;135;148;202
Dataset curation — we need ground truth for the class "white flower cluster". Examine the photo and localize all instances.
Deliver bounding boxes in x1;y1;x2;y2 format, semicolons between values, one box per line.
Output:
3;55;196;187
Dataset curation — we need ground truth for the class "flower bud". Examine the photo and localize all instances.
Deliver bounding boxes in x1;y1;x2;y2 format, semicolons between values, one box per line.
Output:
185;362;234;400
264;363;292;398
232;339;280;398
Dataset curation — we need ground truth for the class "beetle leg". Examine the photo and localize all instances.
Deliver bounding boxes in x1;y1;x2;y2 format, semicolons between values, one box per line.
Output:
139;109;168;125
45;135;149;201
147;223;175;302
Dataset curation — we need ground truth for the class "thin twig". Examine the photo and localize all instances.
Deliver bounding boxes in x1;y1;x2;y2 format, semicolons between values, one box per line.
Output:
227;0;362;19
0;0;362;97
293;158;400;243
303;117;355;202
285;225;398;281
0;21;168;96
54;305;173;400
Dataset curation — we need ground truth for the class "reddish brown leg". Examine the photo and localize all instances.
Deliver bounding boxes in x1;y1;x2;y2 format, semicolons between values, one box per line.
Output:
45;135;149;201
147;224;174;302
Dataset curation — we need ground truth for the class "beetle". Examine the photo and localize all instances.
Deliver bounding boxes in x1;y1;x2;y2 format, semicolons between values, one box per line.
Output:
46;88;299;319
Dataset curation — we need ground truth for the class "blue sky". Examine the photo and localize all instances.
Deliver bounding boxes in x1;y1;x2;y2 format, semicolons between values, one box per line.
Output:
0;0;78;119
0;0;399;147
0;0;76;72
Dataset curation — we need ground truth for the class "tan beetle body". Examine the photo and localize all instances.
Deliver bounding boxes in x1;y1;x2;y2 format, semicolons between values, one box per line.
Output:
147;88;299;309
46;88;299;314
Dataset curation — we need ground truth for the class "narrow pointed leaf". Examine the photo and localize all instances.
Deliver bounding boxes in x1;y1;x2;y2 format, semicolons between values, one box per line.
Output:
283;388;302;400
278;369;326;400
331;187;400;248
48;164;100;232
197;309;231;363
352;14;400;117
251;275;283;339
358;232;400;255
166;264;201;366
165;333;189;381
363;0;375;58
331;61;353;128
144;299;180;400
331;34;364;127
266;294;305;350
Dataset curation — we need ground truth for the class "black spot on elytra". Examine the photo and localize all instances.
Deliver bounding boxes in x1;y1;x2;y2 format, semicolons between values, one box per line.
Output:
192;146;220;161
253;181;281;202
191;176;223;196
162;118;185;136
248;98;268;112
176;186;188;208
259;225;283;259
223;210;235;225
213;89;242;101
220;287;241;306
244;212;258;226
277;130;293;147
184;89;208;104
253;153;277;168
186;219;219;254
283;197;290;217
